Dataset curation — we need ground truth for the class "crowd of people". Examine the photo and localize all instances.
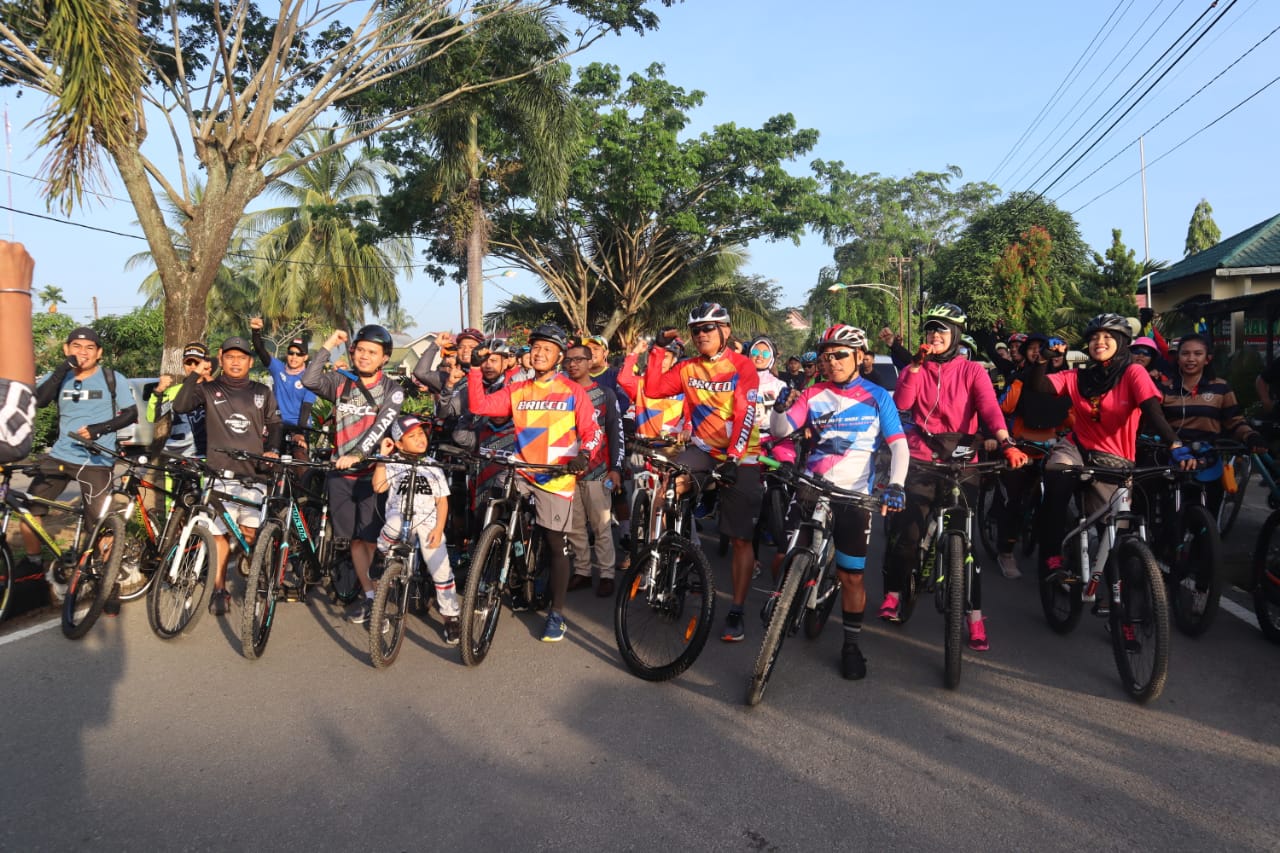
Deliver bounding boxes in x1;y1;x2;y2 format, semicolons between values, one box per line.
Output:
1;235;1272;683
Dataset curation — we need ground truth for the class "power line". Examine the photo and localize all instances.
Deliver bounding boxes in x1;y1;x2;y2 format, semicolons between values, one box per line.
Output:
1070;71;1280;214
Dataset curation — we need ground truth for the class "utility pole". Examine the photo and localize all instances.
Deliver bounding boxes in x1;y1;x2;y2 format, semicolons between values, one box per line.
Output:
92;296;99;320
887;256;913;341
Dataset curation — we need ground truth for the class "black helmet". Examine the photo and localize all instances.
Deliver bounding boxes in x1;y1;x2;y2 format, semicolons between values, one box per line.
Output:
528;323;569;351
687;302;731;327
354;324;394;356
1084;313;1132;343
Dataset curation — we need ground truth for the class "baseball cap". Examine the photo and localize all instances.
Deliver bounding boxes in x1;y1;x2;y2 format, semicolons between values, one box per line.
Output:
220;336;254;356
391;414;426;441
583;334;608;350
182;342;209;361
287;338;307;354
66;327;100;345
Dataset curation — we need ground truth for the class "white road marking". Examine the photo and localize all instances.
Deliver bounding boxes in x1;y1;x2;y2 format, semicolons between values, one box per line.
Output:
1219;593;1260;630
0;617;60;646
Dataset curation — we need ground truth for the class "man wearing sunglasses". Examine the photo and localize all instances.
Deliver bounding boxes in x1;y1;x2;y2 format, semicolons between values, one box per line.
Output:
646;302;762;643
23;327;138;598
249;317;317;451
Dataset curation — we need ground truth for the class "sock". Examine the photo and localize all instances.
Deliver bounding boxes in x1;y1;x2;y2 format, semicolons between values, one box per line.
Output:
729;604;744;616
842;609;864;645
365;590;375;601
968;609;983;624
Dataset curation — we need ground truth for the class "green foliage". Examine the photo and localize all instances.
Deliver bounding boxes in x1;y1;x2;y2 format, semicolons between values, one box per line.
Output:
92;305;165;378
992;226;1063;335
1185;198;1221;257
931;192;1090;333
31;311;78;373
1087;229;1142;317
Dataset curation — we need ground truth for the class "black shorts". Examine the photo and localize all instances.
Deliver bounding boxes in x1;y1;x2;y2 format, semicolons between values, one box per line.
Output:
26;455;114;521
326;471;384;542
675;446;762;541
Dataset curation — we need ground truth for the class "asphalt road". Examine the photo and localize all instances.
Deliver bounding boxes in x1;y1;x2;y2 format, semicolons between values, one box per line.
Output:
2;500;1278;852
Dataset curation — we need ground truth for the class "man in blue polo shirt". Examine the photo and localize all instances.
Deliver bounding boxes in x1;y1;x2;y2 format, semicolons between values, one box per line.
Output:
250;316;317;451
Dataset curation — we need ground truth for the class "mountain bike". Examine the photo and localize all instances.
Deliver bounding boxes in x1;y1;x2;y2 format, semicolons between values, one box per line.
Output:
746;460;880;705
977;438;1053;561
458;448;567;666
614;436;715;682
1041;463;1170;703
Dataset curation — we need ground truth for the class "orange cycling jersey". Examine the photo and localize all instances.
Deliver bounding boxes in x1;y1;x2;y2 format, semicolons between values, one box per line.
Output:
644;347;759;462
619;353;687;439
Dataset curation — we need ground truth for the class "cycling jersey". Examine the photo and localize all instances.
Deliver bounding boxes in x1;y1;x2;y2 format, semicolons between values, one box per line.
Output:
644;347;759;462
617;353;685;438
466;369;601;499
172;373;281;478
580;380;624;481
302;349;405;461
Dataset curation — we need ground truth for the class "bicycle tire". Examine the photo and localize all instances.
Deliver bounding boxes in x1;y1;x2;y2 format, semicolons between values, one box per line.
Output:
746;550;810;706
630;490;651;569
1108;536;1169;703
977;475;1001;560
62;514;125;640
615;533;715;683
523;523;550;612
1217;454;1251;536
0;543;13;623
460;523;507;667
116;523;156;602
148;524;216;639
330;548;361;605
370;559;410;669
942;533;966;689
1251;510;1280;644
754;483;788;558
802;560;840;640
1021;501;1039;558
241;520;284;660
1170;504;1221;637
1038;545;1083;634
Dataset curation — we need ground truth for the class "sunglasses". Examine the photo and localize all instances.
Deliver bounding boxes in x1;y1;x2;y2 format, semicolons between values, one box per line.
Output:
183;359;202;367
924;323;950;334
70;378;83;402
749;347;773;358
286;350;305;357
820;350;855;362
689;323;719;335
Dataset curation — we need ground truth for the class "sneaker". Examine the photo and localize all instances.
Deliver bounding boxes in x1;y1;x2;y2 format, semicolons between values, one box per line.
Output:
967;617;989;651
878;593;900;622
720;611;745;642
541;612;567;643
509;591;533;613
997;553;1021;580
840;643;867;680
209;588;231;617
441;616;461;646
348;598;373;625
567;574;592;592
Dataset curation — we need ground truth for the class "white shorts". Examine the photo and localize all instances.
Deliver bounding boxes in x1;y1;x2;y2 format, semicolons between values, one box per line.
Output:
209;478;267;536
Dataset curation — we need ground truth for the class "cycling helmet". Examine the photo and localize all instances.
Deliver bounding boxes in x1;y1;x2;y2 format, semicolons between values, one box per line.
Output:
483;337;512;357
818;324;868;351
1084;313;1132;343
662;339;685;358
1007;332;1028;346
961;334;978;353
747;335;778;370
801;351;818;366
687;302;731;327
456;327;485;345
528;323;569;351
353;324;394;356
922;303;967;332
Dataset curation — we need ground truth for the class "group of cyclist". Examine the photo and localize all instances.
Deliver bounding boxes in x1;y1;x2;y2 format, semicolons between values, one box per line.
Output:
6;241;1268;685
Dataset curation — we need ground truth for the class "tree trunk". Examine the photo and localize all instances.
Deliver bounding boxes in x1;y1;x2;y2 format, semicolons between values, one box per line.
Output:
465;113;485;331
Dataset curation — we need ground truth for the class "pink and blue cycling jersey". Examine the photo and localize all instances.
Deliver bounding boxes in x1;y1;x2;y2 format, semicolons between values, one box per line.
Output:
771;377;909;492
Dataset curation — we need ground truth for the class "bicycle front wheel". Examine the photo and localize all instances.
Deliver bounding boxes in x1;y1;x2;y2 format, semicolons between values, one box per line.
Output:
1170;505;1221;637
370;559;410;669
241;520;284;660
460;524;507;667
802;559;839;640
615;533;715;682
1109;537;1169;703
1251;510;1280;644
1038;546;1083;634
148;525;216;639
941;533;966;689
63;514;125;640
629;489;651;569
746;550;809;706
0;543;14;624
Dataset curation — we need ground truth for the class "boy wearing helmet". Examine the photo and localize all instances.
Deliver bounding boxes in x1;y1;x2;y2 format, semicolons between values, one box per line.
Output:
467;324;602;643
772;324;910;679
303;325;406;625
647;302;762;642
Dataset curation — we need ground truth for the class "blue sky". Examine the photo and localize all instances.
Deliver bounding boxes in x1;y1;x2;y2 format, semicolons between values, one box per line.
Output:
2;0;1276;331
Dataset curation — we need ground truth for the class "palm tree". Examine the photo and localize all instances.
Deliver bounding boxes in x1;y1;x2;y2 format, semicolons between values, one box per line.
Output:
245;129;413;331
37;285;65;313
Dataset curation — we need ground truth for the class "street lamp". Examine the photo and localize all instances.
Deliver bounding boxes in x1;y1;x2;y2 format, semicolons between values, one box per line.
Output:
827;281;904;340
462;269;518;329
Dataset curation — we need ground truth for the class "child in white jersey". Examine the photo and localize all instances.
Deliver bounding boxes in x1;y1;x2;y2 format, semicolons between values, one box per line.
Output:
373;414;461;645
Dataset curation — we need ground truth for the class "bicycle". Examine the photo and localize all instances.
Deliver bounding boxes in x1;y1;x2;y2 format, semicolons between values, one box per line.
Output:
232;450;335;659
0;459;124;639
1040;463;1170;703
977;438;1053;562
458;448;567;666
147;460;266;639
746;459;881;705
613;436;716;681
1247;444;1280;644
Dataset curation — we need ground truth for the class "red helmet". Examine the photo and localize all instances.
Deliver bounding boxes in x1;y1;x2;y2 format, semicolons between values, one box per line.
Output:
1007;332;1028;346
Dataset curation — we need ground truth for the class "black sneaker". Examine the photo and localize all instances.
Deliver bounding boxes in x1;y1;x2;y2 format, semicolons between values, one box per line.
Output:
841;643;867;680
348;598;373;625
208;588;230;616
442;616;461;646
720;611;745;642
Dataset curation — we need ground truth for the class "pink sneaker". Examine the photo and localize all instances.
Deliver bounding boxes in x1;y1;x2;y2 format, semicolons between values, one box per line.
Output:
967;617;989;651
878;592;901;622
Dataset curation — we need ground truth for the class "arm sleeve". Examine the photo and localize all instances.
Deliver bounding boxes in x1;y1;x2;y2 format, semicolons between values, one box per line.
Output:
35;360;72;407
301;347;339;398
727;355;759;461
889;342;912;370
171;372;204;414
87;404;137;441
263;387;283;451
617;354;641;399
887;436;911;486
466;368;513;418
643;349;687;399
769;386;810;438
251;328;273;367
1023;360;1055;394
1138;396;1179;444
412;343;443;392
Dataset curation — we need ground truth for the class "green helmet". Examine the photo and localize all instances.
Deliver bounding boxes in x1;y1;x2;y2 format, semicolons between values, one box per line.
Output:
923;302;967;332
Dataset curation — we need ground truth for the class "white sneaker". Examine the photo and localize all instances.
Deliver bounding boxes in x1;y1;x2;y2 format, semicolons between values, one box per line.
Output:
997;553;1021;579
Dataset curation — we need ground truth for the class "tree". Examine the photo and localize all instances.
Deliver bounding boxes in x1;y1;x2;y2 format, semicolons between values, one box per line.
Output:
1185;198;1221;257
931;192;1090;332
37;284;64;312
488;63;822;346
380;305;417;334
92;305;164;378
0;0;670;370
992;226;1063;336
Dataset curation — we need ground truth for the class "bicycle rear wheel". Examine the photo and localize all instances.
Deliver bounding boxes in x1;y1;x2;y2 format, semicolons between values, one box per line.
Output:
63;514;125;639
942;533;966;689
241;520;284;660
1038;545;1083;634
460;524;507;666
148;525;215;639
629;489;650;569
0;543;13;623
746;550;810;706
615;533;715;682
1109;537;1169;703
1251;510;1280;644
1217;454;1251;536
370;559;410;669
1170;505;1221;637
